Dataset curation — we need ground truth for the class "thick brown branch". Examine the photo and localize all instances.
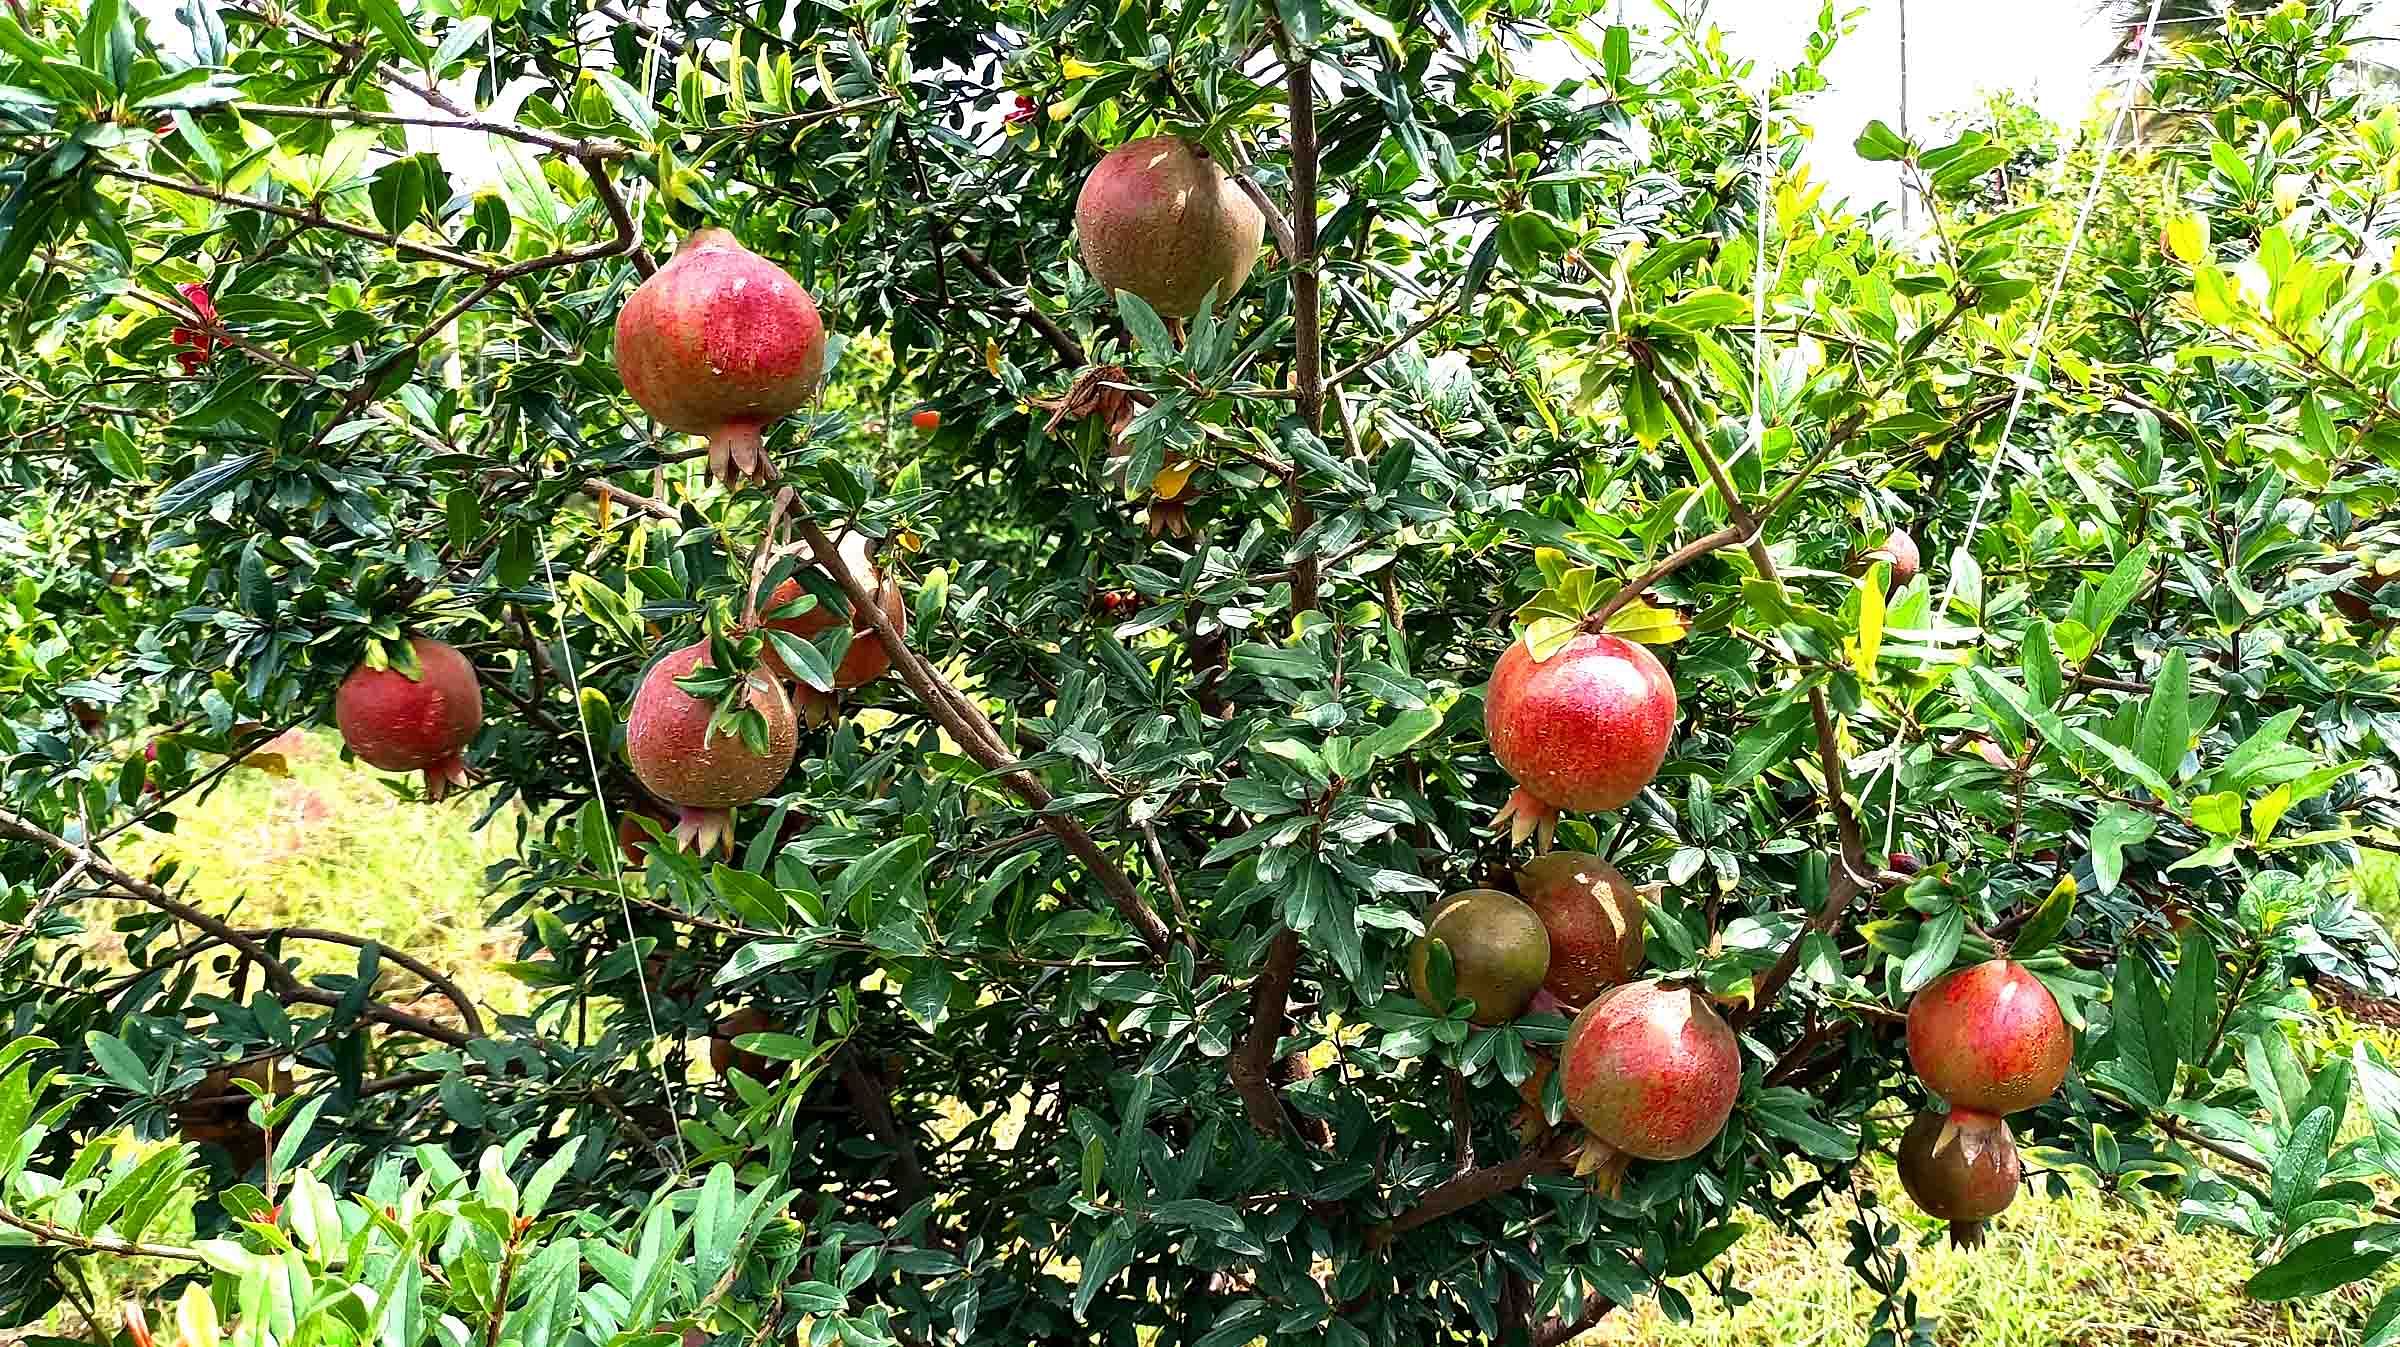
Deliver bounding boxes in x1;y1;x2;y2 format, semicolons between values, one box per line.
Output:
1229;930;1302;1139
791;515;1175;959
1369;1129;1580;1246
1532;1293;1619;1347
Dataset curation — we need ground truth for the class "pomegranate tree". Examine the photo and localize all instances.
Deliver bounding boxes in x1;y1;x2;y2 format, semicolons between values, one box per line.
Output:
1485;631;1677;848
614;229;826;488
1517;851;1646;1007
624;639;799;855
1408;889;1551;1025
756;530;905;725
1907;958;2071;1118
1559;979;1740;1190
1895;1109;2021;1247
333;637;483;801
1075;136;1265;318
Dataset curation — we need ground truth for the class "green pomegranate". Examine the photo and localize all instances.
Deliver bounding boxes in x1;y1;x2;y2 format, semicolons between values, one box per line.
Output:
1408;889;1551;1025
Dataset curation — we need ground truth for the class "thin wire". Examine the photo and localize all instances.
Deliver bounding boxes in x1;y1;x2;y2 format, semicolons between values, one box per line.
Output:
1934;0;2168;625
535;543;690;1172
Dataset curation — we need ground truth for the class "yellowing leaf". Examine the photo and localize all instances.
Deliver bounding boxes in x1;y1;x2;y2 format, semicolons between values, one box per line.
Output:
1601;598;1688;646
1151;459;1195;499
984;338;1004;377
239;753;291;778
1523;615;1581;661
2165;212;2208;264
1060;57;1102;79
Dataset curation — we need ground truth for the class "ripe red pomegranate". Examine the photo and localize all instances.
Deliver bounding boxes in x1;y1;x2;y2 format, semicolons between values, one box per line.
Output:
1517;851;1645;1007
1408;889;1551;1025
1896;1109;2020;1247
1560;980;1740;1190
1869;527;1921;585
755;531;905;725
625;639;798;855
334;637;483;801
614;229;826;489
1887;851;1924;875
1485;632;1676;848
1907;959;2071;1118
1075;136;1265;318
910;408;941;432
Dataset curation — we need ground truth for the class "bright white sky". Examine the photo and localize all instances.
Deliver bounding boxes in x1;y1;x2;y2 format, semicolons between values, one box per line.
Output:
1687;0;2400;208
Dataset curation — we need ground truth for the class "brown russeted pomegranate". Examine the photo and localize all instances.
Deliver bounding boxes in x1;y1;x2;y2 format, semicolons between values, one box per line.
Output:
1517;851;1645;1008
709;1005;785;1082
1869;527;1921;585
1895;1109;2021;1247
1560;980;1740;1191
1408;889;1551;1025
174;1058;294;1174
614;229;826;489
334;637;483;802
625;640;799;855
2334;552;2395;627
1485;631;1677;849
756;531;905;725
1075;136;1265;318
1907;959;2071;1118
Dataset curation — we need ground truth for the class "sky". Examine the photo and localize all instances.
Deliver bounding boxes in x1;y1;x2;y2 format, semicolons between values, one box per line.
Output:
1682;0;2400;208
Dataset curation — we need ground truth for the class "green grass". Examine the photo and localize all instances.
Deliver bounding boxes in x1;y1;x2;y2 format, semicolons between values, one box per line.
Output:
96;736;2399;1343
1579;1171;2380;1345
108;728;528;1016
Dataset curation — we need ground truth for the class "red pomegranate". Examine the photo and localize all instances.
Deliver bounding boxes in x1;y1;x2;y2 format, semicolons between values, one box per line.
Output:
1907;959;2071;1118
1485;632;1676;849
1075;136;1266;318
2334;554;2394;627
617;806;673;867
614;229;826;489
1869;527;1921;585
755;531;905;726
1895;1109;2020;1247
625;639;799;855
1517;851;1646;1008
1559;980;1740;1190
910;409;941;432
334;637;482;801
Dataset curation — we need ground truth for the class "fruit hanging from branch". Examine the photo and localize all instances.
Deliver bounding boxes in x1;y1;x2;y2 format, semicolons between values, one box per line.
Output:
614;229;826;489
1075;135;1265;318
173;1058;294;1175
1867;527;1921;585
756;531;905;725
1485;632;1677;850
1517;851;1647;1008
1895;1108;2022;1247
1408;889;1552;1025
625;639;799;855
334;637;483;802
1906;958;2071;1119
709;1005;786;1082
1559;979;1740;1192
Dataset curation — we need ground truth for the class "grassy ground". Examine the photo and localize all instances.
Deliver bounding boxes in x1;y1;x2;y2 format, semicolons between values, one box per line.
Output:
98;732;2391;1344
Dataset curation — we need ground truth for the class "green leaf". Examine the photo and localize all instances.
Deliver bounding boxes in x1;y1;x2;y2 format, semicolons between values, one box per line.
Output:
1854;118;1912;162
2021;617;2062;708
1114;289;1175;358
2089;803;2156;895
2272;1105;2339;1220
2009;875;2077;958
1900;903;1965;994
2137;649;2191;782
85;1032;151;1094
2247;1224;2400;1301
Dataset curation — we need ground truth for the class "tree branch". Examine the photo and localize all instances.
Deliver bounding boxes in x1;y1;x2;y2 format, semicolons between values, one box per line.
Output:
0;808;475;1048
789;514;1175;960
1368;1129;1580;1246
